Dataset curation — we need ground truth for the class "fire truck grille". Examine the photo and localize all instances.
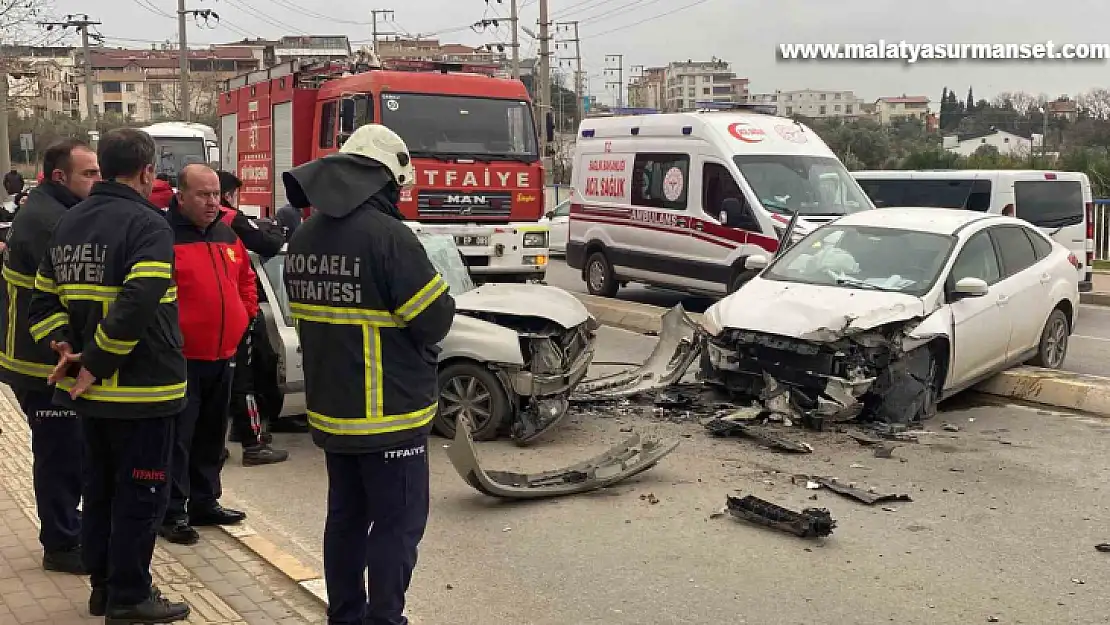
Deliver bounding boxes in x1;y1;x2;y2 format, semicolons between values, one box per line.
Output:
417;191;513;218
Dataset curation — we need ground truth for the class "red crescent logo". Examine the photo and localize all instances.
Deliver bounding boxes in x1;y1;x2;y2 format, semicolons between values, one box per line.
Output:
728;122;766;143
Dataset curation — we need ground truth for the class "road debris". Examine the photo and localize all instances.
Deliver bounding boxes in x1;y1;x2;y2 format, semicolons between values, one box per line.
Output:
641;493;660;505
873;444;896;459
942;423;961;432
725;494;836;538
847;431;883;446
447;416;680;499
703;417;814;453
1095;543;1110;553
814;477;913;506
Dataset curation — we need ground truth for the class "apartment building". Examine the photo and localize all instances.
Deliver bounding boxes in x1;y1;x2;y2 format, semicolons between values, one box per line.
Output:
214;35;351;68
81;47;259;122
1;45;79;119
375;37;505;67
874;95;929;125
664;58;735;111
729;78;750;103
628;66;665;110
746;89;865;119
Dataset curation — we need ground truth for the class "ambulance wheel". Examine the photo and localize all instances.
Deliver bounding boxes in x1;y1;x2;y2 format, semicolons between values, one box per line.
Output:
585;251;619;297
436;362;510;441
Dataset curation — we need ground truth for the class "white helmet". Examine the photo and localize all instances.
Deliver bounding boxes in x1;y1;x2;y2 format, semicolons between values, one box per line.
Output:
339;124;416;188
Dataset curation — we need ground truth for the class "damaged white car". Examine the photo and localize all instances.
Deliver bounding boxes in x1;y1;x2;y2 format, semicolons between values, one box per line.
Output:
251;234;597;445
700;208;1080;425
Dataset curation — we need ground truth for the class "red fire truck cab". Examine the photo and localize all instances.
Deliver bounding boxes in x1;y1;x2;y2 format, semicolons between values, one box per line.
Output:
218;59;550;283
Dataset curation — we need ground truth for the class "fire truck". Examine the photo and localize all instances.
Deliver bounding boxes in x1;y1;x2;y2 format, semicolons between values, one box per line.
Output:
217;58;551;283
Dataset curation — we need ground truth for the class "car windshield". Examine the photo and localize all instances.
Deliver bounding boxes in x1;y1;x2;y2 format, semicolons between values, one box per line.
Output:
262;234;474;324
733;155;872;216
763;225;956;296
381;93;538;162
152;137;208;184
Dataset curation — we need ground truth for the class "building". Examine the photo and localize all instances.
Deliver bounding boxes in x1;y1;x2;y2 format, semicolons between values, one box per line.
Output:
746;89;866;119
1046;97;1079;123
663;58;735;112
214;35;351;68
874;95;930;125
375;37;505;66
81;46;259;122
0;45;80;119
943;128;1041;157
628;67;665;110
729;78;750;103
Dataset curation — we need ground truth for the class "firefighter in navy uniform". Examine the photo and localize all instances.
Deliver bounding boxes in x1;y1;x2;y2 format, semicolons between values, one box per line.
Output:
281;124;455;625
29;128;190;624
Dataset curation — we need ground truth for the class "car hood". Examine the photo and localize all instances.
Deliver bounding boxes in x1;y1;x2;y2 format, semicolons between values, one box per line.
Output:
703;277;928;341
454;283;590;329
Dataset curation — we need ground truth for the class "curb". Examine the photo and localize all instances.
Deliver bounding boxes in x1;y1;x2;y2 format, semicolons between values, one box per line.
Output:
576;293;1110;418
1081;291;1110;306
217;524;329;606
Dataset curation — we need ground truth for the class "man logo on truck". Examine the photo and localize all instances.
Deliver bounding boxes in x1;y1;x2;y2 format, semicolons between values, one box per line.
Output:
447;195;488;205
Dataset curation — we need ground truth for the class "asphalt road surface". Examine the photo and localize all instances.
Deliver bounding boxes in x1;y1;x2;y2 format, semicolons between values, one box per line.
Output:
544;258;1110;378
220;326;1110;625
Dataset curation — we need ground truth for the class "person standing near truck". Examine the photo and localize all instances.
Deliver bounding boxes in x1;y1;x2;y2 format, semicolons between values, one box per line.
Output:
0;138;100;575
282;124;455;625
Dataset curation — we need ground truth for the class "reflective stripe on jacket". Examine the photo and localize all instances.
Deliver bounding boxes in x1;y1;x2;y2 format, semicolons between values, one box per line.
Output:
27;181;187;418
283;199;455;453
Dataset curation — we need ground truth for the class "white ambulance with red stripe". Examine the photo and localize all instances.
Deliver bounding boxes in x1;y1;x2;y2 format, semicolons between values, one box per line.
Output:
566;110;874;297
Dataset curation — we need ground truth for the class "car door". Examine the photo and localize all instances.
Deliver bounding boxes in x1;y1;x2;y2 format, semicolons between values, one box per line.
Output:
987;225;1052;362
549;200;570;253
946;229;1010;385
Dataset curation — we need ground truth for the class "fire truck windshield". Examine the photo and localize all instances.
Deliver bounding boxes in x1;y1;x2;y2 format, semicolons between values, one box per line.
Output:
380;93;538;162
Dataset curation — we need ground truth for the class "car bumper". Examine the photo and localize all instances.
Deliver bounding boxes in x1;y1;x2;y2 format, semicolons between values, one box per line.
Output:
566;241;586;269
510;343;595;397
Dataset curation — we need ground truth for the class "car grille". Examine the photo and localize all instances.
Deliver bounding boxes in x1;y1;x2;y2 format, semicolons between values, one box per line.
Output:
417;191;513;218
560;323;591;365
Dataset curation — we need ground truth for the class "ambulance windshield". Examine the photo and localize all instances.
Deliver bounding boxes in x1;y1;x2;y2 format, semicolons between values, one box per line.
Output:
381;93;539;162
733;155;872;216
152;137;208;184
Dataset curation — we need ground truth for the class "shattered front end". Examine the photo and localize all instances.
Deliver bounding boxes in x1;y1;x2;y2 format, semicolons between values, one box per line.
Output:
700;327;903;428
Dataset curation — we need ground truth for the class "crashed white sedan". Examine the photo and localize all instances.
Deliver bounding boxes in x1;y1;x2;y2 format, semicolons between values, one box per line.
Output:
251;234;596;445
700;208;1080;425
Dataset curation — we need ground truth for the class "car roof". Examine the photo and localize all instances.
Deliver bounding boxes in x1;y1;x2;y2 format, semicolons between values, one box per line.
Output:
832;207;1011;235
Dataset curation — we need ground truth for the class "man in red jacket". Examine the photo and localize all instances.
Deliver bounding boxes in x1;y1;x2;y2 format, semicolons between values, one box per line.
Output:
159;164;253;545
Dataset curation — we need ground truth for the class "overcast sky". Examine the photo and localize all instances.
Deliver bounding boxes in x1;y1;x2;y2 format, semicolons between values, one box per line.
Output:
51;0;1110;107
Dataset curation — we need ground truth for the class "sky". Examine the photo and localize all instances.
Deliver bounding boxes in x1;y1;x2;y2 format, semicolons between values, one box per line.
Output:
43;0;1110;108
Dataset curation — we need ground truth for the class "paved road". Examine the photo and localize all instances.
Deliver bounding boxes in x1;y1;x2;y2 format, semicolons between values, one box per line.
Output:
221;326;1110;625
545;258;1110;378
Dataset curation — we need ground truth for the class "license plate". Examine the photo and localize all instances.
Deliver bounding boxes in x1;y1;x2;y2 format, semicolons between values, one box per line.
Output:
455;235;489;247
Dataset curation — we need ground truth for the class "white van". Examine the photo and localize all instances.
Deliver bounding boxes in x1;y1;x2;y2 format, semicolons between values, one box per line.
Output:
566;111;874;297
853;170;1093;292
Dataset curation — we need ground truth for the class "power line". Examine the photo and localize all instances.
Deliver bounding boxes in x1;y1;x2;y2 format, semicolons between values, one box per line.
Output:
221;0;308;34
132;0;175;19
583;0;714;40
550;0;621;20
580;0;668;24
264;0;372;26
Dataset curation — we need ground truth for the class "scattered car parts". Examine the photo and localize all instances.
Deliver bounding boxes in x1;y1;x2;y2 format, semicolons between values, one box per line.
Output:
813;477;913;506
446;416;680;499
704;417;813;454
725;495;836;538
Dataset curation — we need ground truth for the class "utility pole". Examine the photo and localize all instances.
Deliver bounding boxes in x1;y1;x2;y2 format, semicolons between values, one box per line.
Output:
178;0;189;122
38;15;100;124
0;69;9;201
370;9;395;52
605;54;624;108
556;21;583;124
508;0;520;79
538;0;551;158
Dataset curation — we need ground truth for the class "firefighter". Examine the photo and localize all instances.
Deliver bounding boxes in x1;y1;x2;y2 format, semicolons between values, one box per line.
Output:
0;138;100;575
159;165;253;545
28;128;190;623
281;124;455;625
216;170;297;465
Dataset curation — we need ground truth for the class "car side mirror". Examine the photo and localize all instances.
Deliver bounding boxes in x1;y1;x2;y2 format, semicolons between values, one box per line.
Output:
953;277;989;297
744;255;768;271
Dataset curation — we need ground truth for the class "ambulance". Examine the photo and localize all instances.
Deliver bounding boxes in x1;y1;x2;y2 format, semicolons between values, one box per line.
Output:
566;110;874;297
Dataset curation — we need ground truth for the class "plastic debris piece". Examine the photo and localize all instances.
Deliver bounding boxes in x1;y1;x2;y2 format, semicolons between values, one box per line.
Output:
725;494;836;538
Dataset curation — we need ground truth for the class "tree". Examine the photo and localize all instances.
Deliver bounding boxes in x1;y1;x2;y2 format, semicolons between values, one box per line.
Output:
1077;88;1110;120
966;86;975;113
155;76;221;127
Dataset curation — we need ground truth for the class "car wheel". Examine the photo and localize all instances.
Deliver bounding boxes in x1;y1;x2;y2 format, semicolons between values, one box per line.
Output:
870;344;942;424
436;362;510;441
585;251;618;297
1028;308;1070;369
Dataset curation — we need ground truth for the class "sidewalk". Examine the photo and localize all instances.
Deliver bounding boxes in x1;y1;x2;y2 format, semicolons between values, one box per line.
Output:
0;388;325;624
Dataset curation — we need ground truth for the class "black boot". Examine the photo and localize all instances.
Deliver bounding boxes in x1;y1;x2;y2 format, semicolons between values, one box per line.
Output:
89;585;107;617
105;587;190;624
242;443;289;467
158;519;200;546
43;545;86;574
189;504;246;527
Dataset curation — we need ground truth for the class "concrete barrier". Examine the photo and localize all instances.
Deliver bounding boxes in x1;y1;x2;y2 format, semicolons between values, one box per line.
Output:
1081;292;1110;307
577;293;1110;418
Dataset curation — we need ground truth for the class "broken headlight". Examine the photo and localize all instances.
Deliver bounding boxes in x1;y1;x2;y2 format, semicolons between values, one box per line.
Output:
526;337;564;375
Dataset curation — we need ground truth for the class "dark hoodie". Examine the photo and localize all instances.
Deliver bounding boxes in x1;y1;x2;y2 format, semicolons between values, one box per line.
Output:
280;153;455;454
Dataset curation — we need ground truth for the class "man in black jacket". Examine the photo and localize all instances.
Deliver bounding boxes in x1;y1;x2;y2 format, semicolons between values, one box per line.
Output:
29;128;190;624
0;138;100;574
283;124;455;625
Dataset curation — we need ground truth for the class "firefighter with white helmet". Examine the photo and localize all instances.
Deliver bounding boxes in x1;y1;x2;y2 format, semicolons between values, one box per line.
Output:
281;123;454;625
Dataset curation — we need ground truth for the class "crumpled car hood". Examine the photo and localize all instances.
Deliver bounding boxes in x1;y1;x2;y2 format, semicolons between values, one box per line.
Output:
455;283;589;329
703;278;927;341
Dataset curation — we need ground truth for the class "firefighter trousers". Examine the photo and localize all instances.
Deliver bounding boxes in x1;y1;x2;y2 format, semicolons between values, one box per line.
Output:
17;388;83;553
83;414;175;607
322;437;430;625
228;323;262;446
167;359;233;522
